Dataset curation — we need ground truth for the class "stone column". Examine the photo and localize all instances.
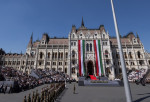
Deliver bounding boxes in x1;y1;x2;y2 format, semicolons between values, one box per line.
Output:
25;54;28;73
44;43;48;70
141;43;148;69
34;45;39;70
57;45;59;71
132;43;139;70
63;44;65;72
51;44;53;71
107;35;114;79
67;34;71;77
92;37;96;76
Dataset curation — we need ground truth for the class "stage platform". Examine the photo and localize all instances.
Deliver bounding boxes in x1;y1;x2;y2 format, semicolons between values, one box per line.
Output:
78;77;123;87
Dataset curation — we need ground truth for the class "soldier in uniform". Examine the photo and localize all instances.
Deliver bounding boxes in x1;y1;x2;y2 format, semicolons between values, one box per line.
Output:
73;84;76;94
23;96;27;102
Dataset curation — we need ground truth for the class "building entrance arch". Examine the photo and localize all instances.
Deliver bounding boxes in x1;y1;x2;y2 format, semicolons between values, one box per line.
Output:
87;61;94;75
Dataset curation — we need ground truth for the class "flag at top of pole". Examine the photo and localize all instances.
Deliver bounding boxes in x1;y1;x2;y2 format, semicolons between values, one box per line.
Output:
110;0;132;102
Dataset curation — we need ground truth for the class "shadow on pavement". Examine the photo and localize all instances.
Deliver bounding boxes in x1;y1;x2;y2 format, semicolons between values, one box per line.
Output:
134;95;150;102
55;88;68;102
74;92;78;94
137;93;150;95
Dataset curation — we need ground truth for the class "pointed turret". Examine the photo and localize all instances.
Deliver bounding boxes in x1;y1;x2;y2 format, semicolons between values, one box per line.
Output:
136;32;139;38
136;32;140;43
71;25;76;33
27;33;33;48
81;16;84;27
99;25;106;33
79;17;86;29
41;33;50;44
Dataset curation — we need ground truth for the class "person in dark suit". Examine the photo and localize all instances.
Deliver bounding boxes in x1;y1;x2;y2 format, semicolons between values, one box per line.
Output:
9;85;13;93
0;85;3;93
4;85;7;94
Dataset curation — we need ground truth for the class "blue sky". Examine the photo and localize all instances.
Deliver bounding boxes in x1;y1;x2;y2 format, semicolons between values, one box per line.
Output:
0;0;150;53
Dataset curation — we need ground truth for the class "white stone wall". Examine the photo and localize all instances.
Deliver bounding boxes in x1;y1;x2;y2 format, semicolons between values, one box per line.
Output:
0;31;149;81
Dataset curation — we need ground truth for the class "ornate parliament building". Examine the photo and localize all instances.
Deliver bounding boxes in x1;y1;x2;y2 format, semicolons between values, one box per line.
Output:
0;19;150;80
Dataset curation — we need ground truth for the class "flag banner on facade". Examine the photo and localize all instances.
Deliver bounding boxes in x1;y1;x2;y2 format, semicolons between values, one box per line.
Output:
94;40;104;76
78;40;85;76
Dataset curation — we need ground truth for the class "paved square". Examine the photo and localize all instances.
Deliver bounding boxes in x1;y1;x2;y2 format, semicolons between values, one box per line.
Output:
56;83;150;102
0;83;150;102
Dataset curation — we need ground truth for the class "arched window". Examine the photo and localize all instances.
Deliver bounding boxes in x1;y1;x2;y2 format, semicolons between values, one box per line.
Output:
139;60;144;65
106;59;110;65
65;52;68;58
137;51;141;58
90;43;92;51
72;67;75;74
23;61;25;65
58;68;62;72
65;68;67;73
103;34;105;39
72;34;74;38
58;52;61;58
40;52;43;59
39;62;42;66
119;68;122;73
124;52;127;59
48;52;50;58
117;54;119;58
149;60;150;65
126;62;128;65
47;62;50;65
52;52;54;59
95;34;97;38
118;61;120;65
105;50;109;58
133;38;136;43
72;59;75;65
31;61;34;65
61;52;63;58
72;50;75;58
55;52;57;59
31;52;34;56
129;52;132;59
86;43;89;51
131;62;135;65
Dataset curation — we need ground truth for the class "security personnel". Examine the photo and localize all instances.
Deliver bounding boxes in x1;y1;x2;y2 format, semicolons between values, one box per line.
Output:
23;96;27;102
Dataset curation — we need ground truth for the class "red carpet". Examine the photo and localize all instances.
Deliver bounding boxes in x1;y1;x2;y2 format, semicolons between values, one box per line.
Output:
89;75;98;80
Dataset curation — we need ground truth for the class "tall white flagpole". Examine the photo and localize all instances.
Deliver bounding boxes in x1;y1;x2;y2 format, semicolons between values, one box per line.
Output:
110;0;132;102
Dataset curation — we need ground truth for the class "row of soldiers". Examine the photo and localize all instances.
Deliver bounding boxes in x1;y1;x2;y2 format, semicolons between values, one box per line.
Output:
23;82;65;102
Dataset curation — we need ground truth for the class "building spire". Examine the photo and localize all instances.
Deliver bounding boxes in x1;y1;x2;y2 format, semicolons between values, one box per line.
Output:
27;32;33;48
31;32;33;40
136;32;139;38
81;16;84;27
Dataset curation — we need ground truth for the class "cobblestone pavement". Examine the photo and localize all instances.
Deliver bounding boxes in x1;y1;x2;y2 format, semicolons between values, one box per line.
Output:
1;83;150;102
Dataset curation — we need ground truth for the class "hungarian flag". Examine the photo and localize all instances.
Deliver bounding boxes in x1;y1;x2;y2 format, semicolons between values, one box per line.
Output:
78;40;85;76
94;40;104;76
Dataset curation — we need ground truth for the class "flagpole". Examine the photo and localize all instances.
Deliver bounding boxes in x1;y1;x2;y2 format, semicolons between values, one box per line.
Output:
110;0;132;102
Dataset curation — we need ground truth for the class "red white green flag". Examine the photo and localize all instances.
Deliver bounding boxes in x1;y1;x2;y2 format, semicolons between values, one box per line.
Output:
78;40;85;76
94;40;104;76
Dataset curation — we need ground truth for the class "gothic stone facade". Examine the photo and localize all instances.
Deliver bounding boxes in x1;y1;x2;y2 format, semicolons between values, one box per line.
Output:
0;22;150;80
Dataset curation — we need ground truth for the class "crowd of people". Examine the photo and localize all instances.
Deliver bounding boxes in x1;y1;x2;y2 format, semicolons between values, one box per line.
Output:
128;68;147;82
0;66;71;94
127;68;150;84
